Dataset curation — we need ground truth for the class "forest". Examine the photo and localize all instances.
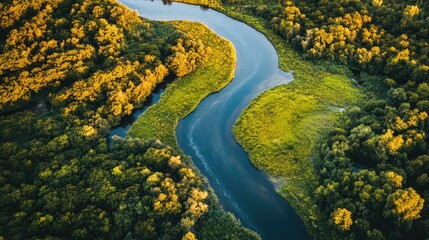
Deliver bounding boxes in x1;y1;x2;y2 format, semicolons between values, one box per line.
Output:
0;0;259;239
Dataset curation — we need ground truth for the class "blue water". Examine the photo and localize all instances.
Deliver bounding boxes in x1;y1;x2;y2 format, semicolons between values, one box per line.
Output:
116;1;311;239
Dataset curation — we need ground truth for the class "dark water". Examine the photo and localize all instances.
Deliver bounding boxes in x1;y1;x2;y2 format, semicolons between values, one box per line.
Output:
116;1;311;239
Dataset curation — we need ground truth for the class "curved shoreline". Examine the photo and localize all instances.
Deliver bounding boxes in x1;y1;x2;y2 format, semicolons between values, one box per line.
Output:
120;1;312;239
127;20;237;149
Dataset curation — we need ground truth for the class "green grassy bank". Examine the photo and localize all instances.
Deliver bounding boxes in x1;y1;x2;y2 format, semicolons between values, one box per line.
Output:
128;21;236;149
233;70;363;237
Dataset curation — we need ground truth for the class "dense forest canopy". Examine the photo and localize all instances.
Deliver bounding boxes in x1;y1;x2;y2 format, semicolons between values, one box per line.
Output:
259;0;429;84
1;113;209;239
0;0;211;117
0;111;258;239
0;0;259;239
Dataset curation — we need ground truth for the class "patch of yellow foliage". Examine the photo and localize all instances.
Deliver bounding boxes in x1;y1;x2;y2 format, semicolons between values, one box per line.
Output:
332;208;353;231
391;188;424;221
386;171;403;188
380;129;404;154
182;232;197;240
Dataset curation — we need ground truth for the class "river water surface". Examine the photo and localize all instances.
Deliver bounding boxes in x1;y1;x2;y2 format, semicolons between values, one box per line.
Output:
116;1;311;239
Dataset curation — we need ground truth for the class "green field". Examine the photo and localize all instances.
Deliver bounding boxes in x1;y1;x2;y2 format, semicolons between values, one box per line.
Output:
233;69;363;236
128;21;236;150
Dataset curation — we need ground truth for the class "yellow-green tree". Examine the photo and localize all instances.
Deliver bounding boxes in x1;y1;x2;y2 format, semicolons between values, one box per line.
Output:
332;208;353;231
386;188;424;222
182;232;197;240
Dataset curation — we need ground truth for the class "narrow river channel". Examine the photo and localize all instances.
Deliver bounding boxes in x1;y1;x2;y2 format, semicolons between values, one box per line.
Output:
115;1;311;239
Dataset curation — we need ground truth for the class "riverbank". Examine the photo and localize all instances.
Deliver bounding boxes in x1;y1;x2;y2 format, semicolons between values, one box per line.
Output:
125;18;262;239
172;0;364;237
128;21;236;149
124;2;311;238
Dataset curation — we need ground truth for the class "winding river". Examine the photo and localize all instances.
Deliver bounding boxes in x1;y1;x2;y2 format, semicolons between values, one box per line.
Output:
115;1;311;239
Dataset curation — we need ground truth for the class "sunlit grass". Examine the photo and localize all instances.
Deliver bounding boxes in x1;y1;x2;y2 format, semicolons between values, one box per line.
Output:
128;21;236;150
233;69;362;235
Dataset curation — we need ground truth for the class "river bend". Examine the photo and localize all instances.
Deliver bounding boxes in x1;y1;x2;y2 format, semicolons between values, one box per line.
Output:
117;1;310;239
